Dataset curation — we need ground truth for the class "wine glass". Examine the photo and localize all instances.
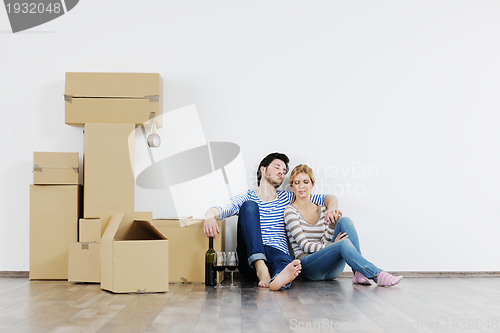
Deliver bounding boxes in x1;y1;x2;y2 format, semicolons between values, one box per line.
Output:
214;252;226;288
226;252;239;288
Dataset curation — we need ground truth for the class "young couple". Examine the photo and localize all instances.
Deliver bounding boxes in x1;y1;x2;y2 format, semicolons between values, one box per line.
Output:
203;153;402;290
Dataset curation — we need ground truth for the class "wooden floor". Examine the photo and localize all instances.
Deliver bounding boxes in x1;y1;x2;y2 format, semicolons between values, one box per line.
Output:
1;274;500;333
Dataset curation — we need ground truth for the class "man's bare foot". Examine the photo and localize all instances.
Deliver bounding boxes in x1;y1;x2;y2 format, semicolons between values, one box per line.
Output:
269;259;301;291
255;260;271;288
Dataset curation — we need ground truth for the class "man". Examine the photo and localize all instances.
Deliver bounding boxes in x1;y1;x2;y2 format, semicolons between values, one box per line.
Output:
203;152;340;290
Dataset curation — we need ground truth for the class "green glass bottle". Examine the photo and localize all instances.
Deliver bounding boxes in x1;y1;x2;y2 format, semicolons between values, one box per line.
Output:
205;237;216;286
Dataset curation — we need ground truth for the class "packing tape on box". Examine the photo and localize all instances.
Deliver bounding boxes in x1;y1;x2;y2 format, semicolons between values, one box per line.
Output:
178;216;192;227
33;165;79;173
64;95;159;103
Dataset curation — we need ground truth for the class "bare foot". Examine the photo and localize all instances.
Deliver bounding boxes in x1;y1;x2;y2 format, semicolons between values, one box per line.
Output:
269;259;301;291
255;260;271;288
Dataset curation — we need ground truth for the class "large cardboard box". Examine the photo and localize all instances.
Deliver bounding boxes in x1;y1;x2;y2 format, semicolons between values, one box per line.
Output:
151;219;225;283
29;185;81;280
68;242;100;283
101;212;169;293
33;152;79;185
84;123;135;218
79;219;101;242
64;72;163;126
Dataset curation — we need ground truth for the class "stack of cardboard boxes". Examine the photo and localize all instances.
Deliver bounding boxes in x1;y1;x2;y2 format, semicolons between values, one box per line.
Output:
30;72;224;293
30;152;81;280
67;72;167;293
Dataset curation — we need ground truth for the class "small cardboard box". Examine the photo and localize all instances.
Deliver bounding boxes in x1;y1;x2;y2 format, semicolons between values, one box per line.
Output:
33;152;79;185
151;218;225;283
83;123;135;219
64;72;163;126
29;185;81;280
101;212;169;293
79;219;101;243
68;242;100;283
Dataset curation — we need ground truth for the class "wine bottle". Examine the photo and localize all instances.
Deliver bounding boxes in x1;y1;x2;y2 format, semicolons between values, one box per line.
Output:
205;237;216;286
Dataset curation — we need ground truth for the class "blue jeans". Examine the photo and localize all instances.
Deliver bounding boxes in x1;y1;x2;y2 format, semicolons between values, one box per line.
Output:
299;217;382;281
236;201;293;287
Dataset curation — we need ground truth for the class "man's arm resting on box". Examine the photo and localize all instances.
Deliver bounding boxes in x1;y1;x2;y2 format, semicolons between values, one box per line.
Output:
203;191;250;239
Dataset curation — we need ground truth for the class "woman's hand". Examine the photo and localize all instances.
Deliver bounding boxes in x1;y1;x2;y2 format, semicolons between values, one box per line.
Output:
325;209;342;224
334;232;348;243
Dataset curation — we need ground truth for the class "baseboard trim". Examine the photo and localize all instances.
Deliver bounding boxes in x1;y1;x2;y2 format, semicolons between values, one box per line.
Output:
0;271;29;278
1;271;499;279
339;271;500;278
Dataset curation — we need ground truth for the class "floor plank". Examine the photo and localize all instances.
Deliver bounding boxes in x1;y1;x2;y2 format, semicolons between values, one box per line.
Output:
0;276;499;333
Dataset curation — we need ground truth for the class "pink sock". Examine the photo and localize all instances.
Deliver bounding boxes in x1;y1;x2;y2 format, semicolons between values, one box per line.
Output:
352;271;372;285
376;271;403;287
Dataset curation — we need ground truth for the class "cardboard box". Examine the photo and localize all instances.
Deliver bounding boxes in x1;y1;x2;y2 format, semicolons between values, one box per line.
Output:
68;242;100;283
29;185;81;280
64;72;163;126
33;152;79;185
151;218;225;283
101;212;169;293
79;219;101;242
83;123;135;218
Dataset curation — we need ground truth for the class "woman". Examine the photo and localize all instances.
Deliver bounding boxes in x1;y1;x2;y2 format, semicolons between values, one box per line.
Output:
284;164;402;287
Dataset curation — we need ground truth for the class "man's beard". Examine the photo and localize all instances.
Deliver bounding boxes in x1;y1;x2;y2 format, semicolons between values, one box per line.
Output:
264;173;282;189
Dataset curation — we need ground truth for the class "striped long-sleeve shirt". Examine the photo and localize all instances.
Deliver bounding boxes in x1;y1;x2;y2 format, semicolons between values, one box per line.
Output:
215;190;327;254
284;204;335;259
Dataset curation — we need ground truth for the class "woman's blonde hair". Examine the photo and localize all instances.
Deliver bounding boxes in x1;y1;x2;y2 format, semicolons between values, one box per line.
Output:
289;164;315;186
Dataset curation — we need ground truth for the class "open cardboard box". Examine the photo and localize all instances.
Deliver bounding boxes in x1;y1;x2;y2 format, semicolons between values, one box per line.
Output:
64;72;163;126
101;212;169;293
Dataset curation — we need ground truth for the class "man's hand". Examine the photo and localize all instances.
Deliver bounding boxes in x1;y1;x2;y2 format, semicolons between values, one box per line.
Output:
324;195;340;224
325;208;342;224
203;208;221;238
203;216;219;238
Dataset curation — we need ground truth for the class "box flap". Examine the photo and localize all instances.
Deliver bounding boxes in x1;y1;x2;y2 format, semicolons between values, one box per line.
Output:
119;220;167;240
101;212;153;238
101;213;125;241
65;72;161;98
100;213;124;291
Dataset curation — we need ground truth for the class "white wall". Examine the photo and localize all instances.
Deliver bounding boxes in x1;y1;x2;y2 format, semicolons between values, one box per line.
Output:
1;0;499;272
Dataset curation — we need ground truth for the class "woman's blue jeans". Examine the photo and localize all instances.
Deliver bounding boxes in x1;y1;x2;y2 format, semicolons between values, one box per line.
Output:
236;201;293;286
299;217;382;281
